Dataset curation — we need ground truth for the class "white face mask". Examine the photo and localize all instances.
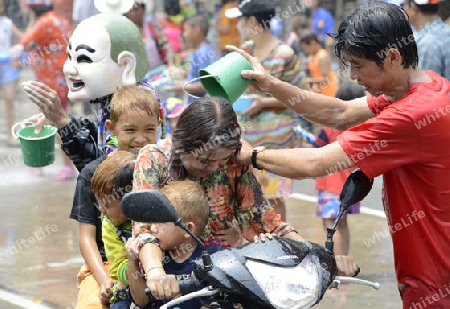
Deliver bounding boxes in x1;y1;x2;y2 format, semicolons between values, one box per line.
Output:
63;20;125;103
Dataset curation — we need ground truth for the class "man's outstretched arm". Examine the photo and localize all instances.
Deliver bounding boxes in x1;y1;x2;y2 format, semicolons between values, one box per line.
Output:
227;45;375;131
238;141;355;180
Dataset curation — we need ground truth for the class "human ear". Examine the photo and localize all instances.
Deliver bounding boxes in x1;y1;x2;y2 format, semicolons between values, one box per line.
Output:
184;222;197;238
117;51;137;86
385;49;402;67
105;119;116;135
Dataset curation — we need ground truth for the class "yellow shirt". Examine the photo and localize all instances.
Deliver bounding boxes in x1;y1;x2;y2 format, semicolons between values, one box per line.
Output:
102;217;132;284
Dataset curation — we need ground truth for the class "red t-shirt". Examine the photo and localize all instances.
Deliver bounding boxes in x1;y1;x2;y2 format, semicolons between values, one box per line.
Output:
338;71;450;308
315;127;353;194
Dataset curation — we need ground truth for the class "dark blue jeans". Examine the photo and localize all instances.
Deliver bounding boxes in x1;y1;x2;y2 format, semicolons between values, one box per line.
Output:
110;300;132;309
111;298;152;309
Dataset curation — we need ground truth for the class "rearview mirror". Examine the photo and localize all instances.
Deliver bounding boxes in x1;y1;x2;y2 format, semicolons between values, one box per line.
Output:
326;168;373;253
339;169;373;213
121;189;181;223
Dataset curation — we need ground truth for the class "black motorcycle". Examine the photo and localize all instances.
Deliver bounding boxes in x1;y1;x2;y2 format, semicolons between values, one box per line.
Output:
122;169;380;309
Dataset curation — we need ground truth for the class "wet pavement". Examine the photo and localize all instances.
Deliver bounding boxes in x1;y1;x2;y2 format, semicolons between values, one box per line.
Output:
286;198;401;308
0;67;402;308
0;145;80;308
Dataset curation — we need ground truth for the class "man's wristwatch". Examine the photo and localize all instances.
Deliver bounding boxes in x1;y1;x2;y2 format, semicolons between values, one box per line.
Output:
252;146;266;170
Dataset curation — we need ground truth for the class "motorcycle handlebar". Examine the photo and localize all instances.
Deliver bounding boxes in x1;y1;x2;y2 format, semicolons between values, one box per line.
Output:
178;274;206;294
144;275;206;298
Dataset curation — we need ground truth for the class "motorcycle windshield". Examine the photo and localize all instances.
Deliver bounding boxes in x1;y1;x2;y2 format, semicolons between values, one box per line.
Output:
236;238;311;267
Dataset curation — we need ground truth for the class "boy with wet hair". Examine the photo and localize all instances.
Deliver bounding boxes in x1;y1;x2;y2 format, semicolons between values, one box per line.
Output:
91;151;136;309
92;172;230;308
126;181;231;309
70;85;160;308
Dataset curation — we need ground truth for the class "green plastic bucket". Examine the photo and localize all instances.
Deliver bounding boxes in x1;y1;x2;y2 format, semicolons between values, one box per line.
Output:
12;123;57;168
184;52;254;104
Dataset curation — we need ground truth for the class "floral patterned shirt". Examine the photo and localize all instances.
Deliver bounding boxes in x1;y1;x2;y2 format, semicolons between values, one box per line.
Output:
132;137;290;243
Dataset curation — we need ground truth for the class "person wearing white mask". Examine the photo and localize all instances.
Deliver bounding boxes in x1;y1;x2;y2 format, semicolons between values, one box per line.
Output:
95;0;169;70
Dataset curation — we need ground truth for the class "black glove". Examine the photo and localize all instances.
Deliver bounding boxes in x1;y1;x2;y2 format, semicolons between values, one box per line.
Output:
59;116;103;172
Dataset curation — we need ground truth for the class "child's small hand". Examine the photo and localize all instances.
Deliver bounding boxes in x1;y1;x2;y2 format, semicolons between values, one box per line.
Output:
147;273;180;300
145;266;166;299
99;277;115;305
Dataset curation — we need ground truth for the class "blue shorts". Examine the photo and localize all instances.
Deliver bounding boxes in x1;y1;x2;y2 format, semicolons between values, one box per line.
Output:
316;190;360;219
110;287;152;309
0;63;20;86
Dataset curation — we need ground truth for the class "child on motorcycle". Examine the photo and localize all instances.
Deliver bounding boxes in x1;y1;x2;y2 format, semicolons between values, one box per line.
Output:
92;151;136;308
70;86;161;308
93;154;234;308
125;181;233;309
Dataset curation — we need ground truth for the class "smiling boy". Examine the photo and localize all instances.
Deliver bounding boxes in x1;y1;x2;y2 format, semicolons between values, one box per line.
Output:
70;85;160;308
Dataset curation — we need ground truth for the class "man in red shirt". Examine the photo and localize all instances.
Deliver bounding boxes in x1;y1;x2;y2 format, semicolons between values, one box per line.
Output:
229;2;450;308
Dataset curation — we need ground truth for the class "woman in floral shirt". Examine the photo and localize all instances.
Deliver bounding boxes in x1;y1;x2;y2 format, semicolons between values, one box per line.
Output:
133;96;301;249
132;97;358;301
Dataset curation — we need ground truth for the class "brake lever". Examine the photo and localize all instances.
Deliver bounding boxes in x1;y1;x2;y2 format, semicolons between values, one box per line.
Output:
332;276;381;290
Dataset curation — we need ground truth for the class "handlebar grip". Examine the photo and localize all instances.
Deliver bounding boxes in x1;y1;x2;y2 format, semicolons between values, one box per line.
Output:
178;275;205;295
353;266;361;277
143;275;206;298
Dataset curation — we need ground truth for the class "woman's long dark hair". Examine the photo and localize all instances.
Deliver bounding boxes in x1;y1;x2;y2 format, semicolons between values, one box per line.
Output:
169;97;242;181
